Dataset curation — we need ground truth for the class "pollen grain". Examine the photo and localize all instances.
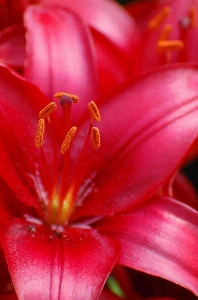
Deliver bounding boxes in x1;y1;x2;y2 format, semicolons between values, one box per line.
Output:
148;6;171;29
60;126;77;154
39;102;57;119
88;101;101;122
91;127;100;149
35;119;45;148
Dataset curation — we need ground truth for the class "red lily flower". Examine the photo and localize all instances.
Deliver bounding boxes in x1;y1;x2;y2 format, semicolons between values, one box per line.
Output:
126;0;198;75
0;1;138;95
1;3;198;300
1;56;198;299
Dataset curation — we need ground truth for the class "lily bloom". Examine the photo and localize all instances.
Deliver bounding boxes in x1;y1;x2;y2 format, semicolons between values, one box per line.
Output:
1;58;198;299
1;2;198;300
0;1;138;95
126;0;198;75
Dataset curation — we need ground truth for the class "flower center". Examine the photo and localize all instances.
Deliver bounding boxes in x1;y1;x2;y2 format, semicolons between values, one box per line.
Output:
34;93;101;226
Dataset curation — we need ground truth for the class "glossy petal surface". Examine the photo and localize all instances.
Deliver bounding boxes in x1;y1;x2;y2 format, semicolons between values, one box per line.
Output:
1;219;120;300
24;5;98;118
97;196;198;296
74;65;198;218
0;25;25;69
91;28;129;95
0;65;51;209
37;0;137;57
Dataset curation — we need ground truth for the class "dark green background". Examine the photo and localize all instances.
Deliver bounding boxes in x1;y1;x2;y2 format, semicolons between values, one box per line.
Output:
117;0;133;3
117;0;132;3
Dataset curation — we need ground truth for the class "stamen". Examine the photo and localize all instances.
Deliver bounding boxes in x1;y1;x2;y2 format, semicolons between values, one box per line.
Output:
35;119;45;148
189;6;196;28
54;92;79;103
148;6;171;29
157;40;184;51
159;23;172;40
88;101;101;122
60;126;77;154
91;127;100;149
39;102;57;119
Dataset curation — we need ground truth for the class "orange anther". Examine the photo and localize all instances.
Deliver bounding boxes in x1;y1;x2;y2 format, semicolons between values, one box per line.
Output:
54;92;79;103
60;126;77;154
148;6;172;29
35;119;45;148
88;101;101;122
157;40;184;52
91;127;100;149
189;6;196;28
39;102;57;119
159;23;173;40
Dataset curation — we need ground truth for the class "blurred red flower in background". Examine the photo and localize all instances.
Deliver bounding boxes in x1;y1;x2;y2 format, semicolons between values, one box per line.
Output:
126;0;198;75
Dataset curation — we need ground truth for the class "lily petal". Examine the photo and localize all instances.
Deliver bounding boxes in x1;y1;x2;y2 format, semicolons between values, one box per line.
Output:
0;64;53;209
0;293;18;300
91;28;129;95
169;172;198;209
0;250;12;294
0;178;30;225
37;0;137;57
0;0;28;30
1;219;120;300
24;5;98;119
99;289;122;300
97;196;198;296
0;24;25;69
74;65;198;218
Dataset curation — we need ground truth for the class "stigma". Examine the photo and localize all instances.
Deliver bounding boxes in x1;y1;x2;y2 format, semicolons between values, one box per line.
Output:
34;94;101;226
